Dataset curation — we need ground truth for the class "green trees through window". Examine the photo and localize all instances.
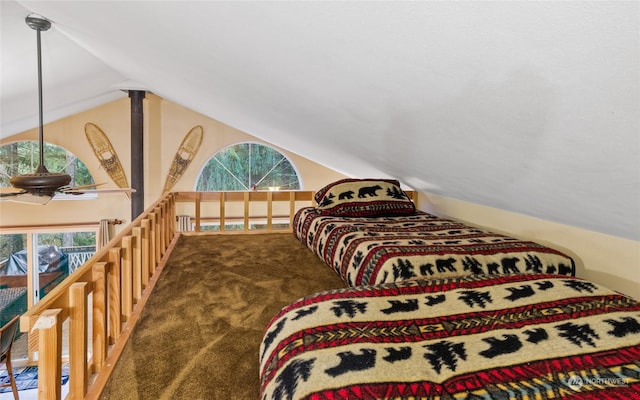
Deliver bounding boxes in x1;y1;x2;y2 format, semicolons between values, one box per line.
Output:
0;141;94;188
196;142;300;191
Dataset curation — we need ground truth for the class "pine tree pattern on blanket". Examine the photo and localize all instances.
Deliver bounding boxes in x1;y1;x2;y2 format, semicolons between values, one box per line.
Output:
259;274;640;400
293;208;576;286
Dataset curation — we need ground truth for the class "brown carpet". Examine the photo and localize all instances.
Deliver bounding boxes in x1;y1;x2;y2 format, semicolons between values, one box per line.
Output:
100;233;346;400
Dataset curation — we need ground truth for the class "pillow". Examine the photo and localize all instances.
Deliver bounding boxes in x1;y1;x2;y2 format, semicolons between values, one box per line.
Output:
314;178;416;217
314;178;401;203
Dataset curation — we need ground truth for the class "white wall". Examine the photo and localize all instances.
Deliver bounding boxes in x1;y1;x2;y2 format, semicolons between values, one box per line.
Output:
420;192;640;299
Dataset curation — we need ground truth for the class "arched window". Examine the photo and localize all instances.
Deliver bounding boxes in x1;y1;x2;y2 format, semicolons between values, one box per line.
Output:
196;142;301;191
0;141;95;196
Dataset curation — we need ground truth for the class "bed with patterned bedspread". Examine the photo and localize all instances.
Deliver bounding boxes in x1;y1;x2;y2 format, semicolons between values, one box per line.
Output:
259;273;640;400
294;179;575;287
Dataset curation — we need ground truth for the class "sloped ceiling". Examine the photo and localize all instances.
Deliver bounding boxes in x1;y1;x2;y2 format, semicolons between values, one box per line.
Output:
1;1;638;241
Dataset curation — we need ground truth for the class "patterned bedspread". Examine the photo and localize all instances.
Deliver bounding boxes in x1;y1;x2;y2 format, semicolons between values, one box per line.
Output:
259;274;640;400
293;208;576;287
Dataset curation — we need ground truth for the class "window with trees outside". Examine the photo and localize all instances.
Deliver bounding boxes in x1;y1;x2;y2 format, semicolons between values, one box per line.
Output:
195;142;301;231
196;142;301;191
0;140;95;193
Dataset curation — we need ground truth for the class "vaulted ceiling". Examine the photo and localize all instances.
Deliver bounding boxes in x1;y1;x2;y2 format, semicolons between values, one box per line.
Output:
1;1;638;241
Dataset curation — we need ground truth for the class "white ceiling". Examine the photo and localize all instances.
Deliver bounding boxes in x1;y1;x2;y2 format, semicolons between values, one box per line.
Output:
1;1;639;241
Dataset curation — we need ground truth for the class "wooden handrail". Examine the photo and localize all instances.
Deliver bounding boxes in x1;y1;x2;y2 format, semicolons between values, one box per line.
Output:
172;190;317;232
16;190;416;399
18;192;176;399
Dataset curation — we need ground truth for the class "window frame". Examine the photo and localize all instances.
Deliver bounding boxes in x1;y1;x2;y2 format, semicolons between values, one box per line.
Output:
194;141;303;192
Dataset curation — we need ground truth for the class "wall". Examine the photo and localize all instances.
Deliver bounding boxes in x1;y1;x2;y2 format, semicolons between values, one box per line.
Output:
0;95;347;230
156;96;347;197
420;193;640;299
0;98;133;227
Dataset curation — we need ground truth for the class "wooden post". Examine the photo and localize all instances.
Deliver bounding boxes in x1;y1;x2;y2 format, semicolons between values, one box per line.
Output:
69;282;89;398
37;309;62;400
148;213;157;273
154;207;162;261
219;192;225;232
108;248;122;344
135;226;149;288
141;219;152;277
243;192;250;231
131;232;142;304
121;236;133;320
289;192;296;231
195;192;202;232
92;262;109;372
267;191;273;232
156;206;164;256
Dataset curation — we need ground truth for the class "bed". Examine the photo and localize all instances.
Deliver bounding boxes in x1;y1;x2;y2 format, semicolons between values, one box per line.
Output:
293;179;576;287
260;273;640;399
260;179;638;399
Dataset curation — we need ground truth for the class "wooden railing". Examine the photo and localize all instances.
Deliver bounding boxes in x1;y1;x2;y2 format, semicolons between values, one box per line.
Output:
17;190;319;399
173;190;317;232
18;190;417;399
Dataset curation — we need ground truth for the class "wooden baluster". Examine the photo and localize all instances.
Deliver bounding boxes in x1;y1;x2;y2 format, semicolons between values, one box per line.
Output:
195;192;202;232
158;204;166;255
108;248;122;344
289;192;296;232
154;208;162;262
37;309;63;400
69;282;89;398
164;200;171;248
148;213;157;272
92;262;109;372
121;236;133;320
135;226;149;289
244;192;250;231
141;219;152;278
219;192;225;231
267;191;273;232
131;232;142;304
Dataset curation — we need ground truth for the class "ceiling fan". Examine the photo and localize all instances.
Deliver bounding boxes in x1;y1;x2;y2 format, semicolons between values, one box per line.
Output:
1;14;134;205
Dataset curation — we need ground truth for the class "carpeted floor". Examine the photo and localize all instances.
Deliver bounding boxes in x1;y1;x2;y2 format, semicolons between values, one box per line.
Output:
100;233;346;400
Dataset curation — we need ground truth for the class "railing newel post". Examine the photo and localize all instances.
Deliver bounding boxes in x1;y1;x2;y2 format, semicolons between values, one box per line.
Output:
36;308;63;400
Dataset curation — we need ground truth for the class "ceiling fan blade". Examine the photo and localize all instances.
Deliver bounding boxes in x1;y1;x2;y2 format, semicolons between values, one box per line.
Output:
61;187;136;195
89;188;136;194
58;182;107;193
0;192;52;205
0;188;27;197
